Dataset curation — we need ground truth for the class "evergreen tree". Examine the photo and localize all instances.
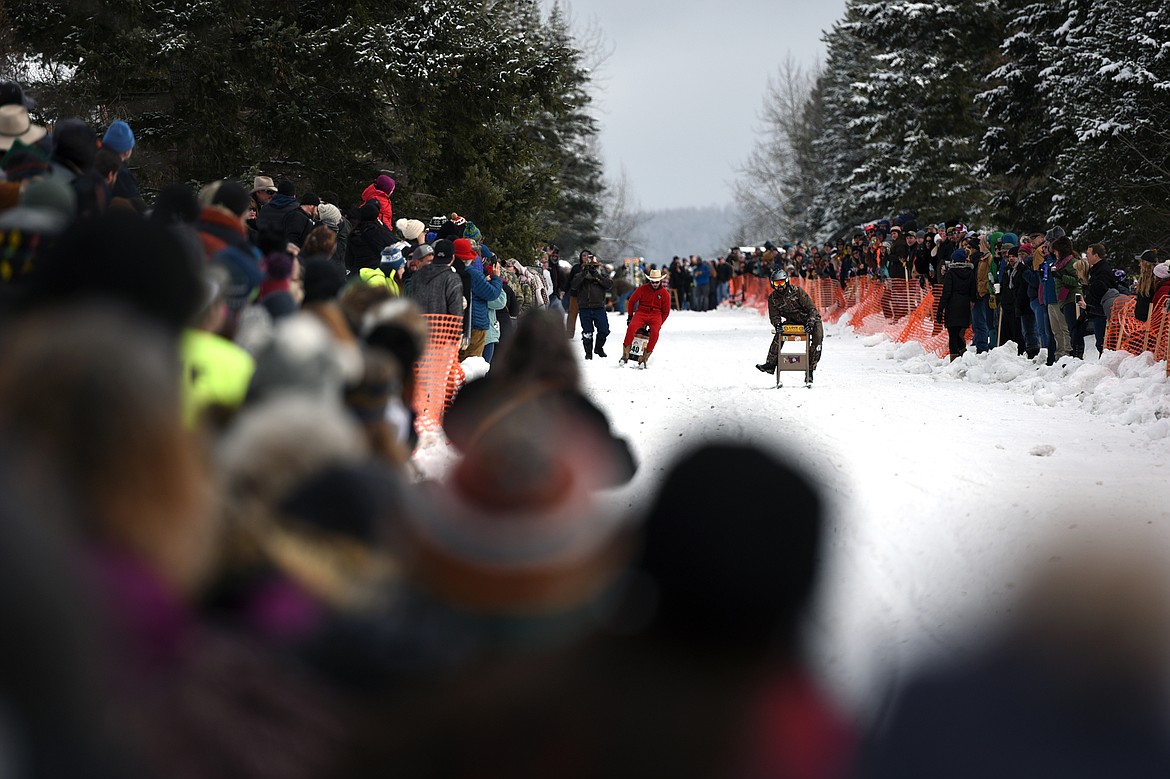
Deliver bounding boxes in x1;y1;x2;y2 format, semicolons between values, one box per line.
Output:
978;0;1071;232
543;2;604;259
6;0;603;259
1042;1;1170;255
840;0;1000;226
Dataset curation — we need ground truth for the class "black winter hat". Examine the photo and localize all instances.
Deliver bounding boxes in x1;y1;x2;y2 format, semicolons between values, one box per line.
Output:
432;238;455;265
300;192;321;207
1045;225;1066;243
300;257;346;305
358;200;380;222
277;179;296;197
50;119;97;173
631;443;823;648
210;180;251;217
0;80;35;110
1136;249;1159;264
23;211;204;333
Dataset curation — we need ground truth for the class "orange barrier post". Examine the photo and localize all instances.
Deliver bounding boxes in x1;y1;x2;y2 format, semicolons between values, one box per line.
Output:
413;314;466;434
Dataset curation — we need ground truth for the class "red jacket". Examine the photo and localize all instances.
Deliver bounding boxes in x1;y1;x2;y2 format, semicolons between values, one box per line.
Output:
361;183;393;228
628;283;671;320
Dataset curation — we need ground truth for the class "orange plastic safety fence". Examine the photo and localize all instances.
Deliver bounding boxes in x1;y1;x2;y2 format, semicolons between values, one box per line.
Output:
1104;296;1133;351
413;314;466;434
1152;301;1170;365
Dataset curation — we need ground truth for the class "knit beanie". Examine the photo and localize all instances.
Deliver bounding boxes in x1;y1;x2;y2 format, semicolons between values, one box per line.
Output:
1155;263;1170;280
375;175;395;195
101;120;135;154
301;257;346;304
396;218;425;241
453;238;477;262
316;203;342;227
358;200;380;222
950;249;969;263
263;252;295;281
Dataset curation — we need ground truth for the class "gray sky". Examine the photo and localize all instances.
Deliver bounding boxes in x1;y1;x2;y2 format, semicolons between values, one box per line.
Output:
543;0;849;211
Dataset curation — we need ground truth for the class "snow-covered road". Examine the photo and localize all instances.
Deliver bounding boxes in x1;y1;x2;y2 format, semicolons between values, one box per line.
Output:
581;306;1170;712
418;305;1170;714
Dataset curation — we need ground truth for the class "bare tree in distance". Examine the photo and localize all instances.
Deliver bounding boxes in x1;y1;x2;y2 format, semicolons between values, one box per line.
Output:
733;55;822;244
598;163;646;261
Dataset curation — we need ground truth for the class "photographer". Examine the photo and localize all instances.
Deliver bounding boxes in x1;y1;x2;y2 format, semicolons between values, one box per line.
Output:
569;252;613;360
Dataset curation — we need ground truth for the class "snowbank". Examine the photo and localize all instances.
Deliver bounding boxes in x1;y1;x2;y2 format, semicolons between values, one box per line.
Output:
895;344;1170;439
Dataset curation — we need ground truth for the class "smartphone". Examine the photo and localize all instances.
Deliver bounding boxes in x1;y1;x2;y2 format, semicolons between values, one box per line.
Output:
1075;293;1084;305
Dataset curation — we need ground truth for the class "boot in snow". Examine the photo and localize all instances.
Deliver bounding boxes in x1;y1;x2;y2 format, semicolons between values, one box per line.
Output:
582;336;593;360
594;333;607;358
639;350;652;368
756;362;776;374
620;344;630;364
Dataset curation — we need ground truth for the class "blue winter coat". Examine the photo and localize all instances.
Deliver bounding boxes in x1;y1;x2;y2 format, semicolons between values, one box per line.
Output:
692;263;711;287
1021;264;1040;302
1040;256;1059;307
468;260;503;330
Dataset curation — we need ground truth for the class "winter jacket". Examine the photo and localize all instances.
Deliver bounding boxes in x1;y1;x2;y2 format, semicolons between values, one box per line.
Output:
937;262;976;328
345;221;395;272
627;283;671;321
913;244;934;283
767;284;820;329
358;266;400;296
692;263;712;287
1003;261;1029;310
408;262;464;317
1085;259;1116;316
1021;262;1040;302
1051;253;1077;305
330;219;351;269
887;252;913;282
565;262;585;299
1148;278;1170;322
112;162;147;213
715;262;734;283
467;261;503;331
258;195;315;247
196;206;253;260
360;183;393;228
570;263;613;309
975;252;994;298
485;289;507;346
1041;256;1060;307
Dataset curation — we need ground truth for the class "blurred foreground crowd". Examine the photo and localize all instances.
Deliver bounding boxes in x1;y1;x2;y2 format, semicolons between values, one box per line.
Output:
4;84;1170;779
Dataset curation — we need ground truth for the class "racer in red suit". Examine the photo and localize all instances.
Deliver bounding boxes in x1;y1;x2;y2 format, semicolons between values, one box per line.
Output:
621;268;671;365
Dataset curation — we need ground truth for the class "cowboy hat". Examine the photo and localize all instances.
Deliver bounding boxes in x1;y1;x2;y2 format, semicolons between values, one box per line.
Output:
0;105;47;152
646;269;666;283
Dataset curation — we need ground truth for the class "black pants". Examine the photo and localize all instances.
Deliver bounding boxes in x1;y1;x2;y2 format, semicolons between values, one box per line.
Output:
947;325;967;358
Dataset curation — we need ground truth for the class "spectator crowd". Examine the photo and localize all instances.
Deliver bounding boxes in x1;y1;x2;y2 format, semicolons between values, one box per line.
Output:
3;80;1170;779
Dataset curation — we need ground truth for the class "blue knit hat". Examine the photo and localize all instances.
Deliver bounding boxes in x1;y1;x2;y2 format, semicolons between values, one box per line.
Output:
102;120;135;153
950;249;968;263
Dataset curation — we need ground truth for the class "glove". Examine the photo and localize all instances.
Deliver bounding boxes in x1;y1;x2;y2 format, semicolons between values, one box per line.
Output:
626;316;632;326
804;321;816;334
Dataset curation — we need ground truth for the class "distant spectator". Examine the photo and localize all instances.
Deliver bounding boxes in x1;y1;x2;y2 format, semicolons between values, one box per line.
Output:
100;120;146;212
361;174;395;228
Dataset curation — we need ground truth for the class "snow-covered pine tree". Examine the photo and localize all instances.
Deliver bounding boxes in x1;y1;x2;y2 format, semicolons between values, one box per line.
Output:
1043;1;1170;256
543;2;605;260
977;0;1072;232
807;10;873;240
841;0;1001;226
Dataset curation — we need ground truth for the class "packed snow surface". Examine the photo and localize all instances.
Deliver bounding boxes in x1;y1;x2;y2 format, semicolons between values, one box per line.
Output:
418;306;1170;713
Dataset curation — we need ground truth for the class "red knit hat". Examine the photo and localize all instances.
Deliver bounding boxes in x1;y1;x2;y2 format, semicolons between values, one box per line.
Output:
453;238;478;262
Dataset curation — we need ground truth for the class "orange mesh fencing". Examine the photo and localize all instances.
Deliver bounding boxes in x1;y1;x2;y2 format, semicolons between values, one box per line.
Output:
1152;300;1170;365
1104;296;1133;351
413;314;466;433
